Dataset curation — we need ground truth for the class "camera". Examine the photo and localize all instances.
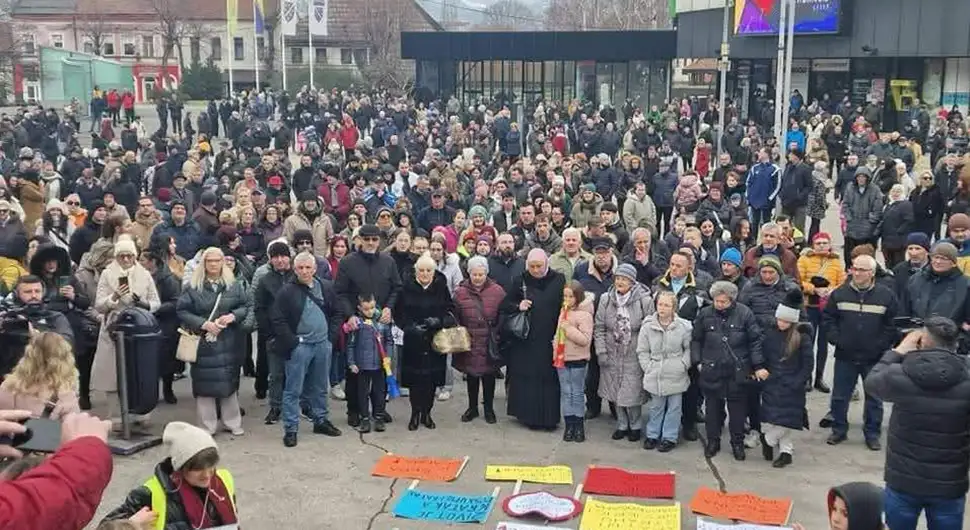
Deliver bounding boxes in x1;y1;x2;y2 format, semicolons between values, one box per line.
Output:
893;316;924;334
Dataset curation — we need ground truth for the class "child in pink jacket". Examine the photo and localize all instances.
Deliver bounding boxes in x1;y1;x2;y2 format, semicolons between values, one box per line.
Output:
554;281;594;443
674;171;704;214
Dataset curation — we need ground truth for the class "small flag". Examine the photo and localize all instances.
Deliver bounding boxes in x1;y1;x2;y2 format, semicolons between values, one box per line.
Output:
254;0;266;33
308;0;329;36
281;0;297;36
226;0;239;35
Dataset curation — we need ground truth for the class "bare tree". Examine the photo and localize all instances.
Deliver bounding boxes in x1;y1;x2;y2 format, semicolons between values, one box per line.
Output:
545;0;671;30
483;0;538;30
359;0;409;89
151;0;189;91
73;12;116;56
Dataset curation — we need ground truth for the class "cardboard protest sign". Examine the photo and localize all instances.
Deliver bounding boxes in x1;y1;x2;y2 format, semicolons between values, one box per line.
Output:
697;516;793;530
502;491;583;521
583;467;676;499
393;487;498;523
579;498;680;530
485;465;573;484
689;486;793;526
371;454;467;482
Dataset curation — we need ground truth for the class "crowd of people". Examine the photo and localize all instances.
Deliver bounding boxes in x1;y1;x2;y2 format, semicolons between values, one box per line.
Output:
0;83;968;529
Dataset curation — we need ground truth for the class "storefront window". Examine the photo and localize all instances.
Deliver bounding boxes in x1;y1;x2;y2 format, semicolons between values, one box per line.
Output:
649;61;669;112
628;61;651;115
577;61;595;104
563;62;576;102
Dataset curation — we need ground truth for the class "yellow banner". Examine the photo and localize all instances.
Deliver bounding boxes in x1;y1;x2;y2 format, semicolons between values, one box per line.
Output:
580;499;680;530
226;0;239;35
484;465;573;485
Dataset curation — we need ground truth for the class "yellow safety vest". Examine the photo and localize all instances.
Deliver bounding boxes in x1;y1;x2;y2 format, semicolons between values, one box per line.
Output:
143;468;236;530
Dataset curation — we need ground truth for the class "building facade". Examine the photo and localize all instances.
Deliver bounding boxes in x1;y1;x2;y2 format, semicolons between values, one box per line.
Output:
675;0;970;128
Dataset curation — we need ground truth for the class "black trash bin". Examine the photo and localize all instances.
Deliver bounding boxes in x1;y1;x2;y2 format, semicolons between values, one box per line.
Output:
111;307;162;415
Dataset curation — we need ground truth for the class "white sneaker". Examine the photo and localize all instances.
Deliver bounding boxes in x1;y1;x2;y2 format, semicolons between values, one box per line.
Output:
437;390;452;401
331;386;346;401
744;430;761;448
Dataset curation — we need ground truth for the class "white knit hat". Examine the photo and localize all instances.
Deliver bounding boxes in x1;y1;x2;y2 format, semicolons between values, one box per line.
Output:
114;236;137;257
163;421;218;470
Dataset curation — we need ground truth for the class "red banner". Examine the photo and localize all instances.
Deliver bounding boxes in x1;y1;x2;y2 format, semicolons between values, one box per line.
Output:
582;467;676;499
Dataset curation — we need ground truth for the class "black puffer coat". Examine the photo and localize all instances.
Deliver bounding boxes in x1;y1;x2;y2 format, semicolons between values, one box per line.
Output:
176;280;251;398
690;302;764;395
878;200;914;251
903;267;970;324
760;324;814;430
738;278;801;329
393;272;456;388
866;348;970;499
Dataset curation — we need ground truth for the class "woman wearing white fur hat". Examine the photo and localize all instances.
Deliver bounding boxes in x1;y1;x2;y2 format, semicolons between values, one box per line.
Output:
101;421;238;529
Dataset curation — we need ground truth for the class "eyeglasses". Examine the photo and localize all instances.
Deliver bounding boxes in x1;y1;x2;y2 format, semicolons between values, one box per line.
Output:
66;201;80;206
852;267;874;272
378;213;391;218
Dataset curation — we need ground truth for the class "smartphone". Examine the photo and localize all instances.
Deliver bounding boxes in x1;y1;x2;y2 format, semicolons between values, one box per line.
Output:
118;276;129;288
56;276;70;289
12;418;62;454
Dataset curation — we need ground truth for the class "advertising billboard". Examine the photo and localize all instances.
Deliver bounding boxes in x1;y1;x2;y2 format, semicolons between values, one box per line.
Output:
734;0;843;36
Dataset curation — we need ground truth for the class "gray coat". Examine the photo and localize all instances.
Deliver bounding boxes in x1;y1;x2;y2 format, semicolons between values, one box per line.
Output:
637;314;692;397
841;180;883;240
594;283;654;407
176;280;251;398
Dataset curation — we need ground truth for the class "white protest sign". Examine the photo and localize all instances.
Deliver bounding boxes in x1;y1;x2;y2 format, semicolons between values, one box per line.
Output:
697;517;793;530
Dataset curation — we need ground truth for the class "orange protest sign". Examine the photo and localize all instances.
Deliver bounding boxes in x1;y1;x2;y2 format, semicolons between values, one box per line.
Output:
689;486;793;526
371;454;467;482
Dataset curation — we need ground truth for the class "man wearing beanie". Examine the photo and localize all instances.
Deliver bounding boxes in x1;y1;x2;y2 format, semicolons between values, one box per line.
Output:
718;247;748;292
943;212;970;276
251;239;294;408
891;232;930;301
192;190;220;241
796;231;847;392
283;190;334;258
841;165;883;267
335;223;401;428
902;242;970;329
290;229;332;281
100;421;238;528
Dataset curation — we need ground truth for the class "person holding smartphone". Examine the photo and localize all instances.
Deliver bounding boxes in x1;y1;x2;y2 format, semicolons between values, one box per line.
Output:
90;236;160;425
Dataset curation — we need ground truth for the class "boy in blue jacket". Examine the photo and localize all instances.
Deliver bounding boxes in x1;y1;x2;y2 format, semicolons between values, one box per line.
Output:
346;294;394;433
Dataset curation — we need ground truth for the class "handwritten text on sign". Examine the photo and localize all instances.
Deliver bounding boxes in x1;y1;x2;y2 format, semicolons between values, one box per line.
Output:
689;486;793;526
579;499;680;530
371;454;464;482
485;465;573;484
697;516;793;530
393;489;494;523
583;467;676;499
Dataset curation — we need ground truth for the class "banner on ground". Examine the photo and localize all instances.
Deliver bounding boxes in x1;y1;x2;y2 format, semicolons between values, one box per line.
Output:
371;454;466;482
689;486;793;526
485;465;573;484
393;488;496;523
583;466;676;499
498;523;573;530
579;498;680;530
697;516;793;530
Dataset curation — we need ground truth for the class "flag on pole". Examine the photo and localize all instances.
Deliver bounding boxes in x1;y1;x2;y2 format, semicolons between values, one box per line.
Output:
253;0;266;33
280;0;297;36
308;0;329;37
226;0;239;35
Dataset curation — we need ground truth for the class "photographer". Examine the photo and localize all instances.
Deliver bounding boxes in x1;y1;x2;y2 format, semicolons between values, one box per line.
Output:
0;410;114;530
0;275;74;380
865;316;970;530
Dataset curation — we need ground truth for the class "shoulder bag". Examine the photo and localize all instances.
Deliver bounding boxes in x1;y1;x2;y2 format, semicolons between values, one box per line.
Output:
176;292;222;363
716;317;753;386
504;283;531;340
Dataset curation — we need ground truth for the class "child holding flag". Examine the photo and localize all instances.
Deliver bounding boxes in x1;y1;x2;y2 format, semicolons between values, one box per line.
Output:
347;294;395;434
554;281;594;443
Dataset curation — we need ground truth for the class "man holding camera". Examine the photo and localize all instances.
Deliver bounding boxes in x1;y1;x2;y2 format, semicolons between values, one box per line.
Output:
0;275;75;379
865;316;970;530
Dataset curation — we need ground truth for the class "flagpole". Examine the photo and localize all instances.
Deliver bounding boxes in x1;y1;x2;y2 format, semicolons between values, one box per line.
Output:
308;20;314;89
253;0;261;90
280;29;287;91
226;24;235;97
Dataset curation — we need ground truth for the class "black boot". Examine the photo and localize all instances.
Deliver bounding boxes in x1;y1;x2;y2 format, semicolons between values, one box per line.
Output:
731;443;746;461
421;410;436;429
704;438;721;458
772;452;793;468
408;411;420;431
162;376;177;404
574;418;586;443
760;433;774;461
483;406;497;424
461;407;479;422
562;417;576;442
78;393;92;411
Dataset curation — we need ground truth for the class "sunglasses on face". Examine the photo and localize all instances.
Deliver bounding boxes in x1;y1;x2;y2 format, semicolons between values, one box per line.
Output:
66;201;80;206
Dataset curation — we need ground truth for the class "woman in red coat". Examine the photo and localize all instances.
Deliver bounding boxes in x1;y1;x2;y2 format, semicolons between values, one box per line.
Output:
452;256;506;424
339;115;360;158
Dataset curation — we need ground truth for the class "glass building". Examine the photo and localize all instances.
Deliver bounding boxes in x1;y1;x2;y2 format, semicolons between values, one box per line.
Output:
403;31;677;114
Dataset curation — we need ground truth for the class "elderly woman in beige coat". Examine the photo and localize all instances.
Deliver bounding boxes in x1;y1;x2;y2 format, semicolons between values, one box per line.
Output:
91;236;160;424
595;263;654;443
